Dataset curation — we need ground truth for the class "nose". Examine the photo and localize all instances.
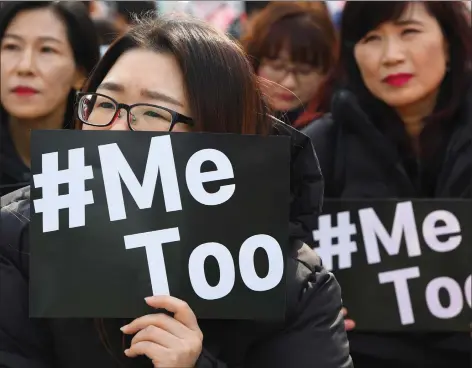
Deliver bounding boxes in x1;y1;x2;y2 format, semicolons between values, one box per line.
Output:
16;48;35;76
109;109;129;131
381;36;406;66
279;70;297;90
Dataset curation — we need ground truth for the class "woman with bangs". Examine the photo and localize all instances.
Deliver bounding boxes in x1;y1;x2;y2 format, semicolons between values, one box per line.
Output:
304;1;472;367
242;1;337;129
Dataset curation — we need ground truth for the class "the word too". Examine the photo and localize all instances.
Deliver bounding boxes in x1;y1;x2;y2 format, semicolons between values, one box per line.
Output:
125;228;284;300
314;201;470;325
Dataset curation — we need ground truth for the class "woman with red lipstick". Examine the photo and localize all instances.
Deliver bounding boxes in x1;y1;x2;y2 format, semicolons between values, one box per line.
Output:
0;1;100;196
242;1;337;129
304;1;471;367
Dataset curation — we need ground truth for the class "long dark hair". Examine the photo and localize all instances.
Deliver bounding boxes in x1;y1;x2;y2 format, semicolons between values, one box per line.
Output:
80;14;272;361
337;2;471;157
0;1;100;128
78;14;271;135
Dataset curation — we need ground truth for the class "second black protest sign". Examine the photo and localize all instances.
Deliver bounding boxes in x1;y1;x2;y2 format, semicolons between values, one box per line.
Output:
29;130;290;320
313;199;472;332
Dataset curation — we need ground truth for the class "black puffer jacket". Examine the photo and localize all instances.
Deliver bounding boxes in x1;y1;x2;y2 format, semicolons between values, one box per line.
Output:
0;116;30;197
303;88;471;367
0;122;353;368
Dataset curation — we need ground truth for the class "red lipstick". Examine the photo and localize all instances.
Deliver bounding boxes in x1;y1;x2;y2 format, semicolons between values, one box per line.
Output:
277;93;296;102
383;73;413;87
12;86;39;96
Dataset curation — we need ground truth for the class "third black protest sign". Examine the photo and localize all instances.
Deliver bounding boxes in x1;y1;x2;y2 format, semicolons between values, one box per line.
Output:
313;199;472;332
29;130;290;320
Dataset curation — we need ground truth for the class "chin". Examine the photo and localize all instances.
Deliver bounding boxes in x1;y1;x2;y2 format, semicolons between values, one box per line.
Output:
378;91;420;109
6;107;50;120
272;100;299;113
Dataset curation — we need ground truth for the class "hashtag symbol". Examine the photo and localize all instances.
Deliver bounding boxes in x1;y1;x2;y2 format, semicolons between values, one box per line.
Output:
33;148;94;233
313;211;358;271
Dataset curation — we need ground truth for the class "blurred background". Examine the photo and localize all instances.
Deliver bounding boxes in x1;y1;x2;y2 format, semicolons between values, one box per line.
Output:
76;1;345;34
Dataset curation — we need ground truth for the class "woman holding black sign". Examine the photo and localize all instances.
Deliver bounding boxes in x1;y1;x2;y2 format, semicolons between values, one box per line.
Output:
303;1;471;367
0;14;353;368
0;1;100;197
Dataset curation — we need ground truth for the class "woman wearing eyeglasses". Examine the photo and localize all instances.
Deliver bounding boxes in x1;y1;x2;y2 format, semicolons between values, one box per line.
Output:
0;14;353;368
242;1;338;129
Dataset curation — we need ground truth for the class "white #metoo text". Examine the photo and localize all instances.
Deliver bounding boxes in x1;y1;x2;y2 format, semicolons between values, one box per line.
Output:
33;135;284;301
313;201;471;325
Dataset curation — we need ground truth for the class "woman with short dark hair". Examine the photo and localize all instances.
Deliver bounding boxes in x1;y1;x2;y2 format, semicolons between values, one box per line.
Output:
304;1;471;367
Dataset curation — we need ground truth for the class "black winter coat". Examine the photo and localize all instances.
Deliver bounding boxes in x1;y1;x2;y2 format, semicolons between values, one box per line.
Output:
0;119;30;197
0;122;353;368
303;88;472;367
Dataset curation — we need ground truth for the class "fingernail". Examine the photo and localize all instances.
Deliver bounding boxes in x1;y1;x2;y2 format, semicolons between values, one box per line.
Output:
144;297;152;302
124;349;130;355
120;325;128;331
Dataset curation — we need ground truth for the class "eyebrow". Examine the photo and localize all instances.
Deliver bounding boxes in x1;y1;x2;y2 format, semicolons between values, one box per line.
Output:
3;33;63;44
393;19;423;27
97;81;184;107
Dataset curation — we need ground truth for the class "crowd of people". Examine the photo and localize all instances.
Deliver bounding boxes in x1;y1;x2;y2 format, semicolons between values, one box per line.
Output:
0;1;471;367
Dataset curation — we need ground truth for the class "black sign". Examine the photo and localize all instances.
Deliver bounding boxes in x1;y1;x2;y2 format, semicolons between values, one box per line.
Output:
29;130;290;320
312;199;472;332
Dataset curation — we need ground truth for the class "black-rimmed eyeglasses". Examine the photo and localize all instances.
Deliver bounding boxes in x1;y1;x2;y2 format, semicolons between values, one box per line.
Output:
75;92;194;132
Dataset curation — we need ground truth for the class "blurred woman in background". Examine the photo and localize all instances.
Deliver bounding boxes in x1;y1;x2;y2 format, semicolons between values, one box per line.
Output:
243;1;337;129
0;1;100;196
304;1;471;367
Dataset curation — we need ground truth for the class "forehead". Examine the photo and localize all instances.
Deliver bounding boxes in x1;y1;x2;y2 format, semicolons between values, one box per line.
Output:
389;3;434;24
267;48;312;65
348;2;438;42
102;49;186;98
275;48;291;60
375;3;436;30
5;7;68;41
